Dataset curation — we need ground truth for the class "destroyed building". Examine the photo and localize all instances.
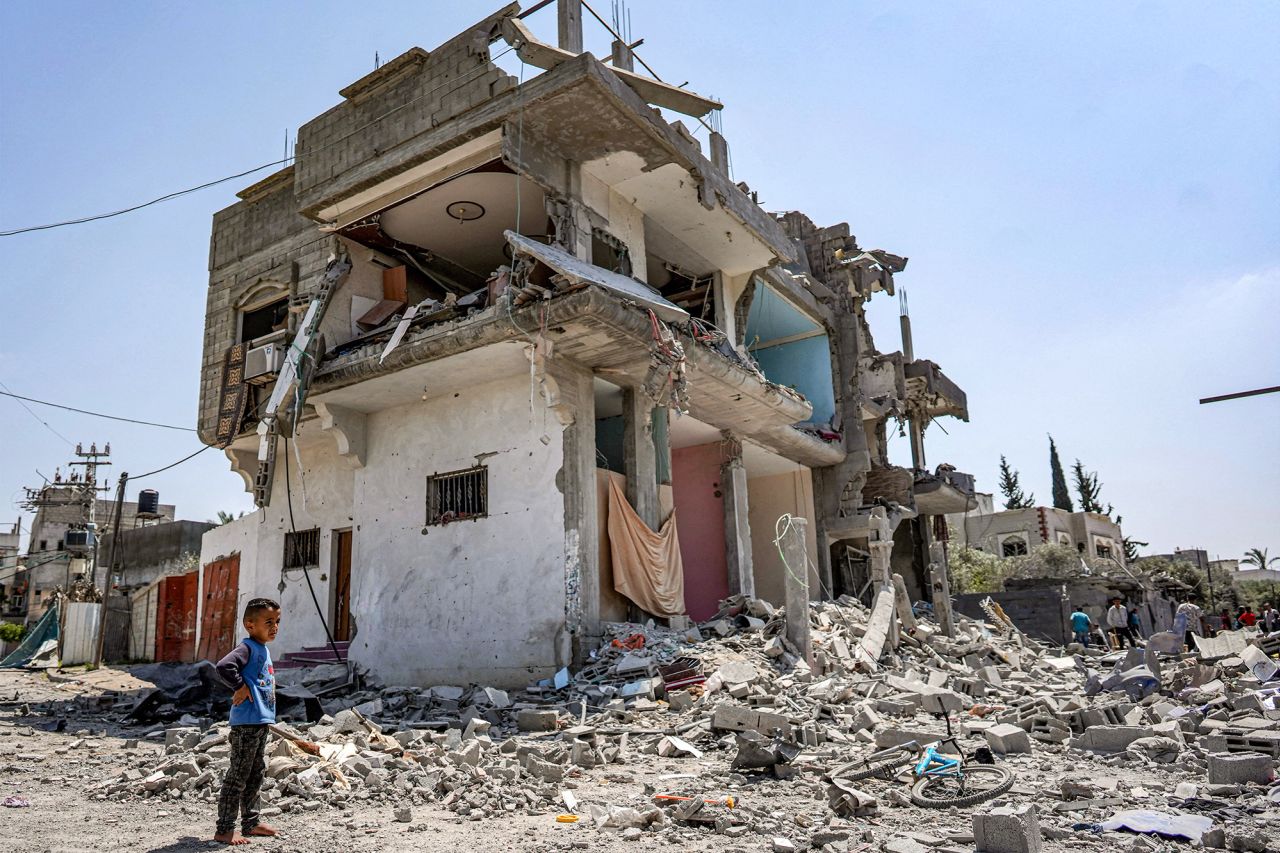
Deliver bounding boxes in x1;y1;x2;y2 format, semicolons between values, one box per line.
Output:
195;5;969;686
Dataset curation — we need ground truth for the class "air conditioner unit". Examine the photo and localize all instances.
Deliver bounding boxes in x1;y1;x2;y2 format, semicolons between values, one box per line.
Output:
245;342;286;385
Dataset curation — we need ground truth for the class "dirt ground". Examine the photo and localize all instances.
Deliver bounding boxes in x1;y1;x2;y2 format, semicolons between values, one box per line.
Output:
0;667;1265;852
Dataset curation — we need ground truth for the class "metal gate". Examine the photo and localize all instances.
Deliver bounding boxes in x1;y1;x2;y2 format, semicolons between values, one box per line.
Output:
197;555;240;662
156;571;199;662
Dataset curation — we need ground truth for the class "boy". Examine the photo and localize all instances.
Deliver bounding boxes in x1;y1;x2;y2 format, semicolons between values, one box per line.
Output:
213;598;281;845
1069;604;1092;647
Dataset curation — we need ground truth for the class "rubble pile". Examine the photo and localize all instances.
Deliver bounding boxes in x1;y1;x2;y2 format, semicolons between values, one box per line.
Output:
80;593;1280;849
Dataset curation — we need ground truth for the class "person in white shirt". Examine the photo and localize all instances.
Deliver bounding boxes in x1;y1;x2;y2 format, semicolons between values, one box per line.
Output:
1106;597;1134;649
1262;602;1279;634
1174;598;1203;651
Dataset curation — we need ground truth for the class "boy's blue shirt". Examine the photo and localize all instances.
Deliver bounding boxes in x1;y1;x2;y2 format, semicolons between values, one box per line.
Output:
1070;611;1090;633
218;637;276;726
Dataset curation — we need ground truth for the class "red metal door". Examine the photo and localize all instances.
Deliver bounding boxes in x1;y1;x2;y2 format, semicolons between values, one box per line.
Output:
156;571;199;662
197;556;241;662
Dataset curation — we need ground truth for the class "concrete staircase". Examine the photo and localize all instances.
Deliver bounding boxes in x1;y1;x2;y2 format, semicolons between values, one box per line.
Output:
275;641;349;669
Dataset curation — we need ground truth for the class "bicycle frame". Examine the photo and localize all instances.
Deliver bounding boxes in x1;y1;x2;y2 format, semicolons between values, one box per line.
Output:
913;745;962;779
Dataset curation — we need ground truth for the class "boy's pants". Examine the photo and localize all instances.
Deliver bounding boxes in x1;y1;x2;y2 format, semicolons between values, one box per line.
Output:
217;724;268;835
1073;629;1090;647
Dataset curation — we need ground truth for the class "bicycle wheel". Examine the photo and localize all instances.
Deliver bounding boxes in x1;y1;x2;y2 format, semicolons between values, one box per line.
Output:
830;756;909;782
910;764;1013;808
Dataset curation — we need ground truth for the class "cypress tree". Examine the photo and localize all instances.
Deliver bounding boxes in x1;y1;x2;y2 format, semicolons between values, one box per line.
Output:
1049;436;1073;511
997;455;1035;509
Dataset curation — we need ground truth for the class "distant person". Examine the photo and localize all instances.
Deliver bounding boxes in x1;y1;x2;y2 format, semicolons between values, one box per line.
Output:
213;598;281;846
1127;607;1143;639
1174;597;1203;651
1263;603;1279;633
1070;605;1092;647
1106;597;1134;649
1239;606;1257;628
1220;609;1233;632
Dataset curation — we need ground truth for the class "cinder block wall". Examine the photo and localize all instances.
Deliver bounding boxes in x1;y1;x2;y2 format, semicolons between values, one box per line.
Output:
198;19;516;444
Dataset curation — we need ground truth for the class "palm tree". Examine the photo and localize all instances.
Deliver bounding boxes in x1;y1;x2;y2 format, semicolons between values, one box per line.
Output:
1242;547;1278;571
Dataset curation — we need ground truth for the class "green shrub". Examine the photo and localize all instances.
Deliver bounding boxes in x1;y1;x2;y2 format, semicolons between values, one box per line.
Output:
0;621;24;643
950;547;1007;594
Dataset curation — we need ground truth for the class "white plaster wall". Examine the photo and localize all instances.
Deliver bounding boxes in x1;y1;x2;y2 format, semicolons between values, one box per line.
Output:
200;372;569;687
198;430;353;658
351;373;566;687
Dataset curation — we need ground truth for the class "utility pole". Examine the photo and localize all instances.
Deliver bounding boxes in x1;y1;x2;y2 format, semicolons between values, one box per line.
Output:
93;472;127;668
68;442;112;594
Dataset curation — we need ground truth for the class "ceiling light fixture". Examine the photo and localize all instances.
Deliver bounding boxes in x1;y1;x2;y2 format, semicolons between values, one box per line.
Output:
446;200;485;222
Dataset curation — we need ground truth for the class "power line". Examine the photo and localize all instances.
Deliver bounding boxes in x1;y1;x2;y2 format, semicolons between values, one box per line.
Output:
0;45;515;238
0;389;195;432
0;379;73;446
133;445;213;480
0;160;292;237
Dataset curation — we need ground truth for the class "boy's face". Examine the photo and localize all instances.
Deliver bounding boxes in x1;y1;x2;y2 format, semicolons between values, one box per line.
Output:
244;608;281;644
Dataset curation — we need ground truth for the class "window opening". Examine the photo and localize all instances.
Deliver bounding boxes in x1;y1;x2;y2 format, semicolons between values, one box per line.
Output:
426;466;488;525
1001;537;1028;557
283;528;320;569
241;297;289;343
591;228;632;276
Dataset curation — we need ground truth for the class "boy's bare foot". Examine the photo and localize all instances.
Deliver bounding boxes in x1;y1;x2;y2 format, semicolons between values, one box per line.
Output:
214;831;249;845
245;823;278;837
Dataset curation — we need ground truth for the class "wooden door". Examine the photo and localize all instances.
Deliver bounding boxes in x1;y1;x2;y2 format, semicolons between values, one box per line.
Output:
333;530;352;642
197;555;241;662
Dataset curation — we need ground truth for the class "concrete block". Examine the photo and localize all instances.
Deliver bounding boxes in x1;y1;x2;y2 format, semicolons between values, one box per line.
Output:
1071;725;1153;753
985;723;1032;754
1206;751;1275;785
164;727;199;751
516;709;558;732
973;804;1042;853
874;728;941;749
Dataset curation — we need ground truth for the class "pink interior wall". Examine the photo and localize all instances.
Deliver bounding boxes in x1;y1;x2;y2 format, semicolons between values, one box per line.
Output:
671;442;728;620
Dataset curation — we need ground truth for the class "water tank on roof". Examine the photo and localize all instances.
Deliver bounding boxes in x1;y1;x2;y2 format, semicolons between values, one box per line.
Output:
137;489;161;518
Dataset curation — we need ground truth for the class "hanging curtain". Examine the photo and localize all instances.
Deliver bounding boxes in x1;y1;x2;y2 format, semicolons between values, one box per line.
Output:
607;477;685;617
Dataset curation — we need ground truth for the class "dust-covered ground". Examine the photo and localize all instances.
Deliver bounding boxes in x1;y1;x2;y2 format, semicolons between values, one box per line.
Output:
4;665;1274;853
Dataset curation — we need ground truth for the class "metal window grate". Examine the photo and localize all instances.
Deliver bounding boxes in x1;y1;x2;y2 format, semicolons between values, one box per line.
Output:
426;466;488;525
284;528;320;568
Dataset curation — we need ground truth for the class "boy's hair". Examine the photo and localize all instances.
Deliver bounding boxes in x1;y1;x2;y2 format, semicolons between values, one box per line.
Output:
244;598;280;620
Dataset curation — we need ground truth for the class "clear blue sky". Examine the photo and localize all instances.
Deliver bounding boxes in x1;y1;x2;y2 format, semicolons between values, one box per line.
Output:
2;2;1276;561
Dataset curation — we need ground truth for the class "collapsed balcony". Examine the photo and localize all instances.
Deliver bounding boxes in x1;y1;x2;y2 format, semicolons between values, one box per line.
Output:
297;232;842;468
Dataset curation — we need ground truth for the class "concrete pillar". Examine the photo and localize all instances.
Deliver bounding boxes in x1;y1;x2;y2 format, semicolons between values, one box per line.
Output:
558;0;583;53
610;38;634;71
551;362;599;664
928;523;956;638
622;387;658;530
720;436;755;598
710;131;730;174
780;516;812;666
868;507;894;587
652;406;671;486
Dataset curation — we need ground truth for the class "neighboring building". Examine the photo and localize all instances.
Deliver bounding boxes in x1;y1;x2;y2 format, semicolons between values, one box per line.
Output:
22;490;174;624
946;492;1126;564
0;520;22;618
1232;566;1280;585
196;7;968;686
98;520;216;593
